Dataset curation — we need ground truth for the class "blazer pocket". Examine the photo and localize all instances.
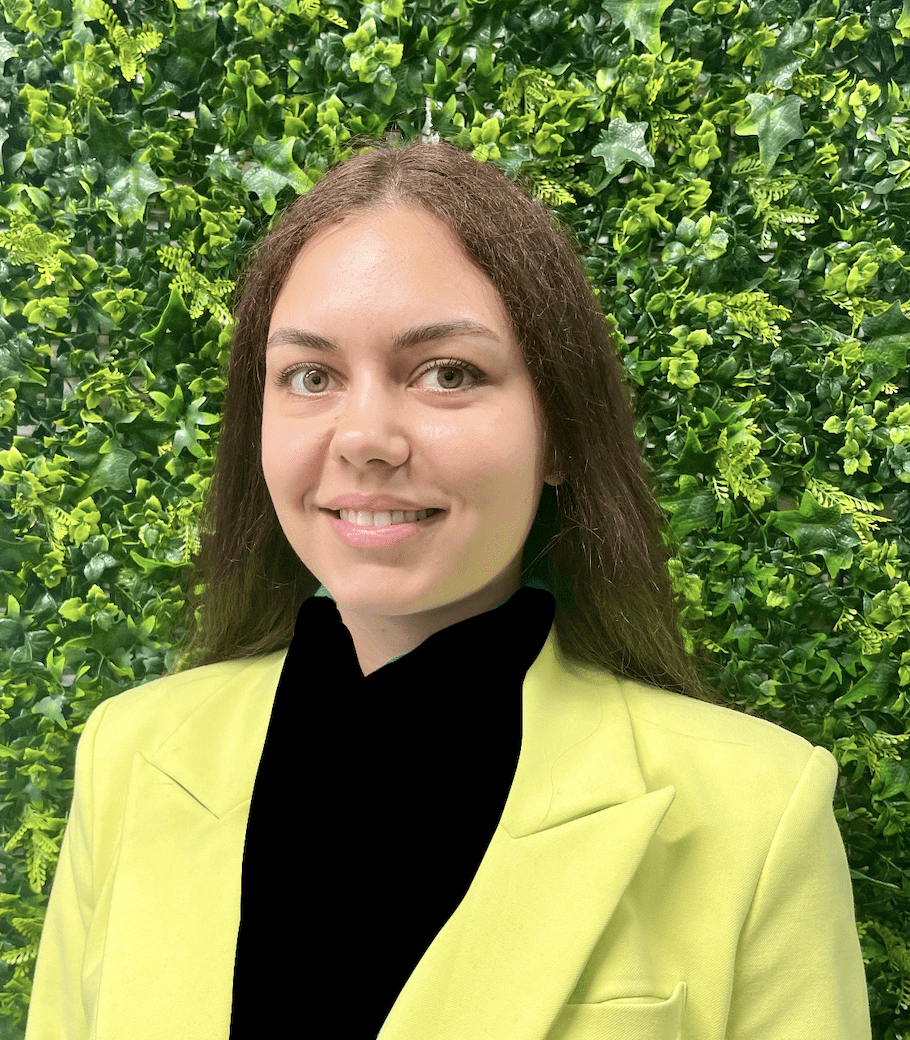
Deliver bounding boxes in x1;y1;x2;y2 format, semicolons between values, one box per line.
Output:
548;980;687;1040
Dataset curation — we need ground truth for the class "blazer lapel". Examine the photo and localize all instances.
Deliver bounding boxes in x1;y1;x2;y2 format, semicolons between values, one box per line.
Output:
377;625;676;1040
96;652;285;1039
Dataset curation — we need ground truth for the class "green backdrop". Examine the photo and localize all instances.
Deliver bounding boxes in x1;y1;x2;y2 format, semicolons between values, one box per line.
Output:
1;0;909;1035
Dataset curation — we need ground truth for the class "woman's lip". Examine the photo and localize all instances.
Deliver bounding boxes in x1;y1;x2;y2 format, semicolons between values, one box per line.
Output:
323;507;445;548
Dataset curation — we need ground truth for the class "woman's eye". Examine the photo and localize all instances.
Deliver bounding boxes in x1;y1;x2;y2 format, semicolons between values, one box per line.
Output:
275;359;486;396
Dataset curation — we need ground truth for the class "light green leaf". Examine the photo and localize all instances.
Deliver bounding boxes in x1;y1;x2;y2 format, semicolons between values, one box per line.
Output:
734;93;804;171
107;161;168;226
592;118;654;182
602;0;676;55
31;694;67;728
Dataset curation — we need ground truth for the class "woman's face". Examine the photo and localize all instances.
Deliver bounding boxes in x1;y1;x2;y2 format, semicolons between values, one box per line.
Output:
261;204;551;632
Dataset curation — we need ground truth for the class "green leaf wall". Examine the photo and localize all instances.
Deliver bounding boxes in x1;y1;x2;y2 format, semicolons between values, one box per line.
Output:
1;0;908;1034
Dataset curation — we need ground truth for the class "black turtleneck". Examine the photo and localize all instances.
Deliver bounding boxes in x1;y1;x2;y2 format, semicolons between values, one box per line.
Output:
229;584;556;1038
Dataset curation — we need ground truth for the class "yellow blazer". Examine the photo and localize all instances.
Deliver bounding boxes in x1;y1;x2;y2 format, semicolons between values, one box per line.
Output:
26;621;871;1039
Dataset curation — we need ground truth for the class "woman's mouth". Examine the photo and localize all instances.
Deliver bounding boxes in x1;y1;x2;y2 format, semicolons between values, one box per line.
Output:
323;507;446;548
329;508;443;528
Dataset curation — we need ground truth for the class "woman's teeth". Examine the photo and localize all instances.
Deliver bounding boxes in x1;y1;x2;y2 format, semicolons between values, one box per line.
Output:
339;508;439;527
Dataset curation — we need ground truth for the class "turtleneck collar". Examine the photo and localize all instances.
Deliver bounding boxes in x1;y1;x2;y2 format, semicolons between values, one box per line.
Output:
310;576;554;671
230;577;557;1038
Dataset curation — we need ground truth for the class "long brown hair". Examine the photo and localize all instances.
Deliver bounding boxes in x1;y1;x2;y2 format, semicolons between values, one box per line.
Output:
168;132;733;708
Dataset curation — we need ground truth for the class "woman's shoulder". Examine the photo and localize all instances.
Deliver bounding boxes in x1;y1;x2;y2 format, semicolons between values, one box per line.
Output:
81;650;289;745
611;671;831;793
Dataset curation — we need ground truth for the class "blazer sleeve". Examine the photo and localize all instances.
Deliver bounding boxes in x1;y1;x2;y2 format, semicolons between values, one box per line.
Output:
725;745;872;1039
24;698;112;1040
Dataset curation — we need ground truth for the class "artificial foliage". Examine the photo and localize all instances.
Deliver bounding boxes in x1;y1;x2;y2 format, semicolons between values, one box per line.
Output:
0;0;909;1034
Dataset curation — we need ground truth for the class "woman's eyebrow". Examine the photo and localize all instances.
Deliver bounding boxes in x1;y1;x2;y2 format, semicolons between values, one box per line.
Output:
266;320;499;355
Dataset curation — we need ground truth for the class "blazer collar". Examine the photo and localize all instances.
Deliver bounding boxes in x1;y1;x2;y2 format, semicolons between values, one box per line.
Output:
148;614;657;829
110;621;676;1040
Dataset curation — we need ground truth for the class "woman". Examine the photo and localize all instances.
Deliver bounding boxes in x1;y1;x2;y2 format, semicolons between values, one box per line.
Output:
26;136;871;1039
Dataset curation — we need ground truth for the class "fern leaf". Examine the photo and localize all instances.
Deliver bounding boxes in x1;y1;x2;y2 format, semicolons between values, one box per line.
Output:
732;155;763;175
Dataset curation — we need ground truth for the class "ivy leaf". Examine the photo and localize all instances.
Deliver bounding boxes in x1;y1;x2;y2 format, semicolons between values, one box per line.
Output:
756;20;810;90
161;16;218;92
861;300;910;341
106;160;168;227
592;118;654;185
659;477;718;537
836;659;899;708
81;441;138;497
766;490;840;531
242;137;311;215
602;0;676;55
734;93;804;172
873;757;910;800
31;694;67;729
0;528;42;580
173;398;219;460
860;301;910;395
678;427;714;474
141;286;194;347
0;36;17;71
87;106;133;166
766;490;859;558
